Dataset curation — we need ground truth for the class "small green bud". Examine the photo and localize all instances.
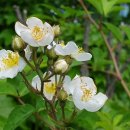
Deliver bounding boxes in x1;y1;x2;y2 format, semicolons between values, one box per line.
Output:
53;25;60;36
46;48;57;59
58;90;68;101
12;36;25;51
54;59;68;74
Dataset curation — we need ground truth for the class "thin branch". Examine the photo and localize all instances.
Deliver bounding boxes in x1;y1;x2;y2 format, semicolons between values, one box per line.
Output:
79;0;130;98
13;5;26;24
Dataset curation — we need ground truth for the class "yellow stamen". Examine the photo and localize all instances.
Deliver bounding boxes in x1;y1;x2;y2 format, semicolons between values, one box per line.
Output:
81;85;92;101
44;82;56;94
60;41;65;47
78;47;84;53
2;52;19;70
31;26;44;41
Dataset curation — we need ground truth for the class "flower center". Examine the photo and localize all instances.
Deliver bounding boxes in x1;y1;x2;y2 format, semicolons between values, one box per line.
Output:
60;41;65;47
80;85;92;101
78;47;84;53
31;26;44;41
1;52;19;71
44;82;56;94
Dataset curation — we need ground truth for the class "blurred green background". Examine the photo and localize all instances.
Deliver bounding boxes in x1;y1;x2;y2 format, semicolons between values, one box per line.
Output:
0;0;130;130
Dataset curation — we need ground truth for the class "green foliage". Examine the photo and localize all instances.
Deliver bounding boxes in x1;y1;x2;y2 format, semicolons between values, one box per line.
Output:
4;104;35;130
0;0;130;130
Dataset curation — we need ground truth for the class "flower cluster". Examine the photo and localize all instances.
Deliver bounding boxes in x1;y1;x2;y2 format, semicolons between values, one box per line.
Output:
0;17;107;112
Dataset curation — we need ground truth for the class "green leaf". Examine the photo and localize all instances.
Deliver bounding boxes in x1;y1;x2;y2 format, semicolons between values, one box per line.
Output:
117;0;130;4
87;0;103;15
113;114;123;126
105;22;123;42
0;80;17;96
4;104;35;130
101;0;118;16
121;26;130;40
0;116;7;130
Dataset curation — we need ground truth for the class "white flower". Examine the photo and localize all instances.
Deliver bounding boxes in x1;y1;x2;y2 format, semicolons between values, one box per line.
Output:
32;74;71;100
15;17;54;47
0;49;26;79
54;41;92;61
24;45;32;60
63;76;108;112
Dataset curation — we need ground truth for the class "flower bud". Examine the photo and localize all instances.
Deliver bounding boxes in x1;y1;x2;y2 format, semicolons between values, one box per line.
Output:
46;48;57;59
53;25;60;36
12;36;25;51
54;59;68;74
58;90;68;101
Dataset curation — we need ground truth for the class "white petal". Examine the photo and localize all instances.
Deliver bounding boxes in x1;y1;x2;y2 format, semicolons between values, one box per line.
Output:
55;44;66;56
63;75;80;95
43;22;54;34
24;45;32;60
72;52;92;61
47;45;52;50
64;41;78;55
72;86;86;110
0;66;19;79
18;57;26;72
84;92;108;112
15;22;28;36
55;41;78;56
80;77;97;95
44;92;54;100
21;30;39;47
32;75;41;91
26;17;43;29
37;33;54;46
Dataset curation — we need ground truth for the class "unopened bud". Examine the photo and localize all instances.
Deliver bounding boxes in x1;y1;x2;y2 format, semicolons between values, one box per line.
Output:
12;36;25;51
53;25;60;36
58;90;68;101
46;48;57;59
54;59;68;74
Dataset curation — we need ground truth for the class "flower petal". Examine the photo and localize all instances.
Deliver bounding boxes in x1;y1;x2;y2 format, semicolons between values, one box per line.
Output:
18;57;26;72
44;92;54;100
15;22;28;36
84;92;108;112
24;45;32;60
80;77;97;95
55;44;66;55
64;41;78;55
63;75;80;95
0;66;19;79
37;33;54;46
43;22;54;34
72;52;92;61
20;30;39;47
32;75;41;91
26;17;43;29
72;86;86;110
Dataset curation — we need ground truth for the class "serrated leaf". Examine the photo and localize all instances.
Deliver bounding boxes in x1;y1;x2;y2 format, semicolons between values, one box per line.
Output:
4;104;35;130
105;22;123;42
